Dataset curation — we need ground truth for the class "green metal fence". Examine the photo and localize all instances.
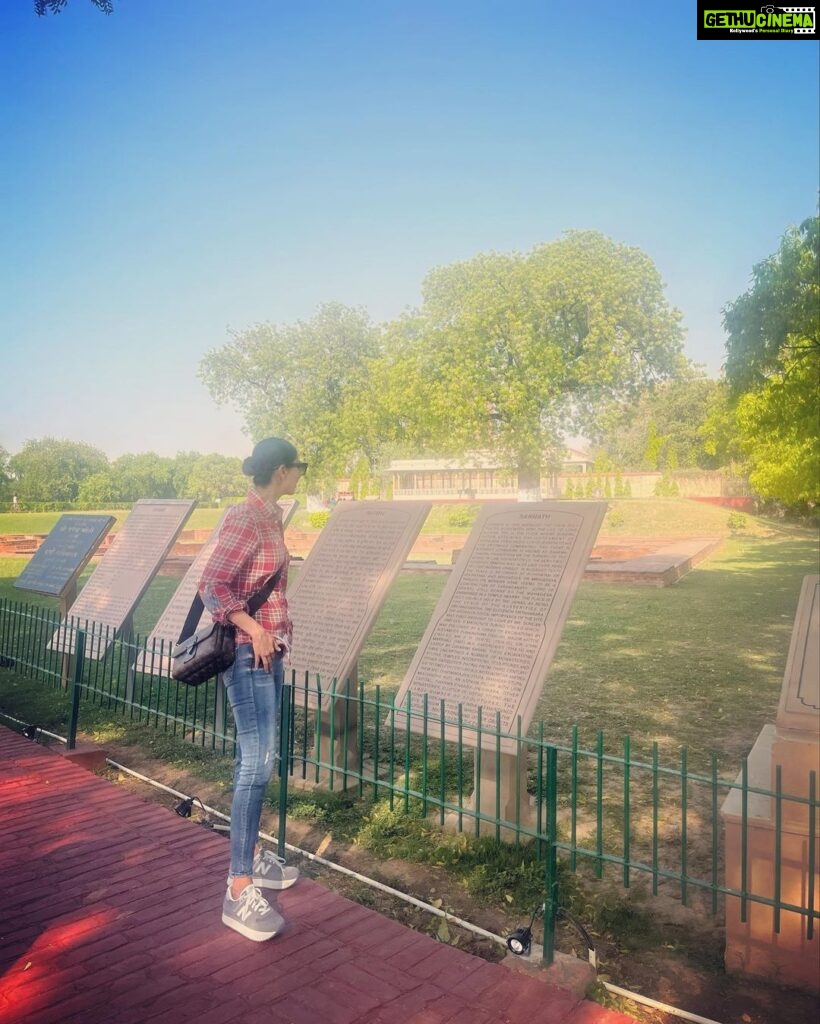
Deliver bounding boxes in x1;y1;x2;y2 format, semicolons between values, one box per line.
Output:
0;597;236;755
1;597;817;964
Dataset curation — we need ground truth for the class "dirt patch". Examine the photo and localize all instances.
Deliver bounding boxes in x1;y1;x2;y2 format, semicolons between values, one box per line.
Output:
92;738;818;1024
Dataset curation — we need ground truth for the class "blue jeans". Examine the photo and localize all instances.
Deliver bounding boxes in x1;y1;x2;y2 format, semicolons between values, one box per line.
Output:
223;643;284;879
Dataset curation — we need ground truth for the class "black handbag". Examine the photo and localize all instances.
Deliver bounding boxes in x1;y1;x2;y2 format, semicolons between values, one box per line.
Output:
171;567;283;686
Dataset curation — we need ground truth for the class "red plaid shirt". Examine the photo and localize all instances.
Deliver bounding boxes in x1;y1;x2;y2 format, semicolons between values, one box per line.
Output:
198;489;291;646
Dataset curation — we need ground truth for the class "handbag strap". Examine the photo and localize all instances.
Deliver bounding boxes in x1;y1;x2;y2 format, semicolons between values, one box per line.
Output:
247;564;284;616
177;564;285;644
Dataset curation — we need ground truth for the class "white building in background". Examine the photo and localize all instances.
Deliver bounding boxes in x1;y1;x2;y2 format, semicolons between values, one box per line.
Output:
386;449;596;501
384;450;751;505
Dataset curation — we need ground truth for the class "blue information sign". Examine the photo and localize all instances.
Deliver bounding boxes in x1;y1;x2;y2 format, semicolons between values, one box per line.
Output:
15;514;116;597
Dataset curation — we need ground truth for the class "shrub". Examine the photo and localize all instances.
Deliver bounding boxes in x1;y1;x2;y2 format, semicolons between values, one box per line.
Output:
448;506;479;528
727;511;747;532
308;510;331;529
607;508;626;528
654;474;679;497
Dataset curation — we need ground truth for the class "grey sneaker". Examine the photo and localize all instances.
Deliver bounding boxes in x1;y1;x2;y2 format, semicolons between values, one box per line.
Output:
253;849;299;890
222;884;285;942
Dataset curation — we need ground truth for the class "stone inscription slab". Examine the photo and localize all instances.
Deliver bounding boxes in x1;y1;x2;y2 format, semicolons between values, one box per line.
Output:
136;499;298;676
287;501;431;701
393;502;606;753
50;499;195;660
777;574;820;735
15;514;115;598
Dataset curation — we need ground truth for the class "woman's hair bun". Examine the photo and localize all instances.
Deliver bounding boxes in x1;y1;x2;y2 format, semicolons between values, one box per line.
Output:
243;437;299;486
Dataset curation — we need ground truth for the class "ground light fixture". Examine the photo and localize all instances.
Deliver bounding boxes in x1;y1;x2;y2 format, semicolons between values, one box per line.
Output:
174;795;230;833
505;924;533;956
506;904;597;968
506;903;541;956
174;795;196;817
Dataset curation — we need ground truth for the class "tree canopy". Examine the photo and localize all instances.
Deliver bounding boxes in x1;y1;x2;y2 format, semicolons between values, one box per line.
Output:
734;352;818;507
197;234;683;499
722;215;819;509
10;438;109;503
181;454;246;504
377;231;684;496
3;440;249;508
199;302;380;489
591;370;737;471
723;215;819;393
76;453;178;505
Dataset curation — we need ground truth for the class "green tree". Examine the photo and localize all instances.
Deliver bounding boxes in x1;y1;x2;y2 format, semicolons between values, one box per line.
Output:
76;470;118;506
723;216;819;393
183;454;246;504
347;454;384;499
200;303;379;491
699;384;745;470
592;370;734;471
377;232;683;498
723;215;819;508
10;438;109;503
735;353;819;507
107;453;177;502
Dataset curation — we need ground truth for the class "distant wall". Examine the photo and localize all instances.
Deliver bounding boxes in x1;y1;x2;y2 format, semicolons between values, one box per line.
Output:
689;496;756;511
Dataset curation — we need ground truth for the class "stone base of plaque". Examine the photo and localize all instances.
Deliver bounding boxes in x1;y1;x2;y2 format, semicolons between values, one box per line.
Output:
313;696;360;788
722;725;820;993
286;759;391;795
771;729;820;831
61;743;110;772
504;944;596;998
444;750;537;841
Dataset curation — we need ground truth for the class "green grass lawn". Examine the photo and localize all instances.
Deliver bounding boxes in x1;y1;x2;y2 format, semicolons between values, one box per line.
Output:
0;507;230;537
3;496;773;541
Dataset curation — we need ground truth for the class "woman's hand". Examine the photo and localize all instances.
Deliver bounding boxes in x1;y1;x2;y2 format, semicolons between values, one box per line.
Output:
249;624;276;671
228;611;284;673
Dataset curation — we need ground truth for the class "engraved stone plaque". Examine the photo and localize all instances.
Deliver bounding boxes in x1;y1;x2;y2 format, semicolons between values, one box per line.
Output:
287;501;430;700
393;502;606;752
50;499;195;659
136;499;298;675
777;574;820;734
15;514;115;598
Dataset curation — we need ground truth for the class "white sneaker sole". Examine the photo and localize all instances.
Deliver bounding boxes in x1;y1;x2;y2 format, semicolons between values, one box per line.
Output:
253;873;299;891
221;911;282;941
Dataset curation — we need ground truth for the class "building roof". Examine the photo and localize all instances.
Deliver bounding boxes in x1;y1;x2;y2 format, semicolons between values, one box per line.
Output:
388;453;507;472
388;448;593;472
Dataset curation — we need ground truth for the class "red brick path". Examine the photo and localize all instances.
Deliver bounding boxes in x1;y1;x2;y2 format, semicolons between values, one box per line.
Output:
0;726;635;1024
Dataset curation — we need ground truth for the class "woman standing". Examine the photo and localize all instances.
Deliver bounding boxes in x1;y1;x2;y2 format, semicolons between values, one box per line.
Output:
198;437;305;941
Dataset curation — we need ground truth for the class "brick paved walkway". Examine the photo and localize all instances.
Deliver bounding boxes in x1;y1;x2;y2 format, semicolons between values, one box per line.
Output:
0;726;635;1024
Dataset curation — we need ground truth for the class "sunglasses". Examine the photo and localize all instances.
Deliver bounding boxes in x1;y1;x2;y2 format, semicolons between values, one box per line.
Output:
287;461;308;474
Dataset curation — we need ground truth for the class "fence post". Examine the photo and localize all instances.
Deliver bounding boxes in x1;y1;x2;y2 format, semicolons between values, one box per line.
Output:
66;629;86;751
277;681;292;861
542;744;558;965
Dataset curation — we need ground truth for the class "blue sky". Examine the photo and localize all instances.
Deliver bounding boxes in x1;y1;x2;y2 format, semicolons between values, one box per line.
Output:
1;1;817;459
